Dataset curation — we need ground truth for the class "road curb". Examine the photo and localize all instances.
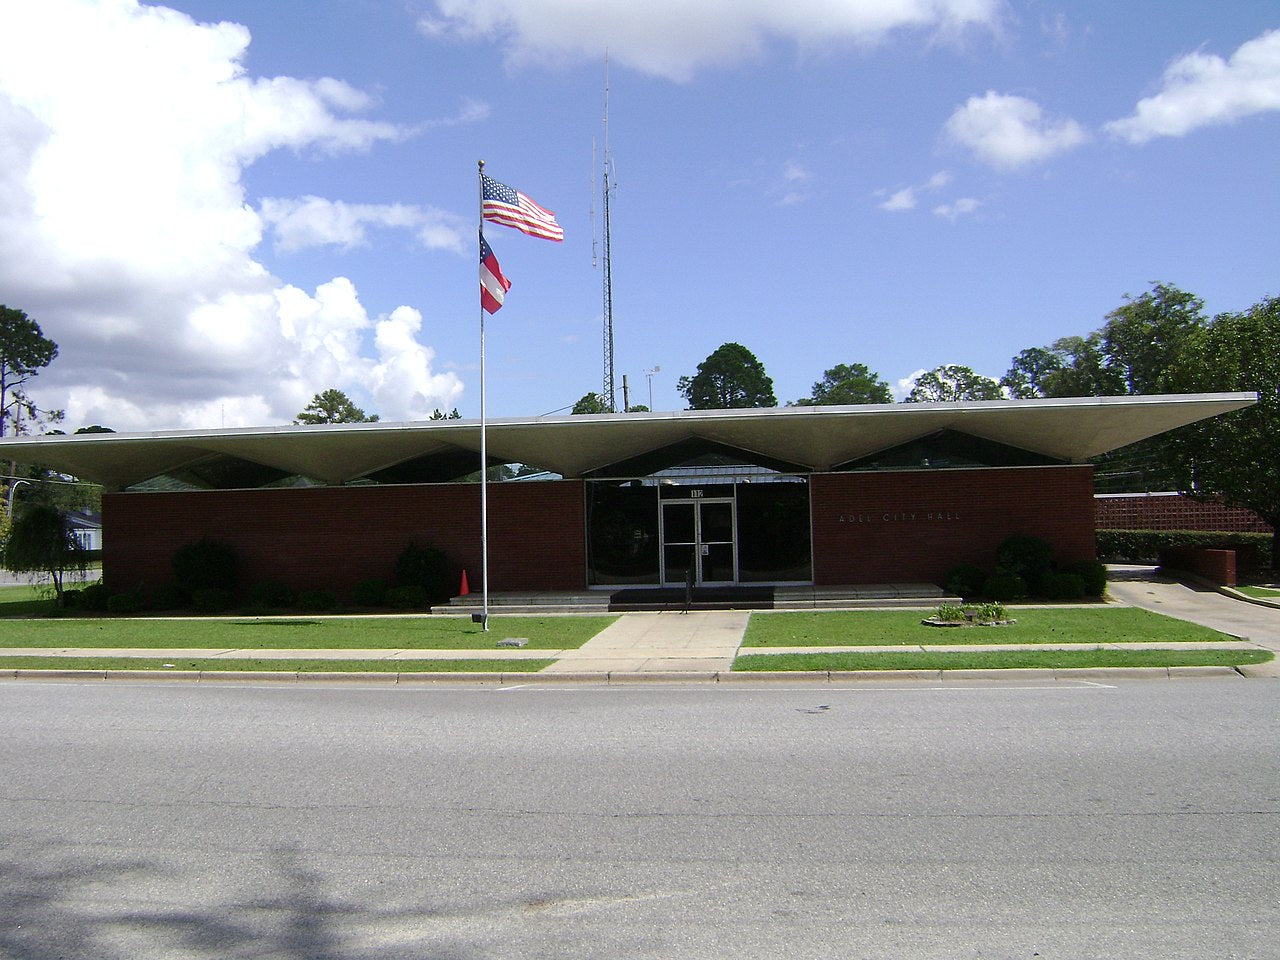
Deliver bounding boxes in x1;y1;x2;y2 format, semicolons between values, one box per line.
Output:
0;665;1260;684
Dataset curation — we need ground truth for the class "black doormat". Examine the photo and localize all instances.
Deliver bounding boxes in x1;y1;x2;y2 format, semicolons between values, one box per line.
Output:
608;586;775;611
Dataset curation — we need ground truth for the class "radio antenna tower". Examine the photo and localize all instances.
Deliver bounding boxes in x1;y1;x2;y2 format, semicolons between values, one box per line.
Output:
598;55;617;412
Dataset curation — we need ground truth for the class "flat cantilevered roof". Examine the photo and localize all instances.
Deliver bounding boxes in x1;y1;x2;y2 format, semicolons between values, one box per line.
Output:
0;392;1256;489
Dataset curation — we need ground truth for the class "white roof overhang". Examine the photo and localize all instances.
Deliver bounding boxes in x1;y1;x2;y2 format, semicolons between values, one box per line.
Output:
0;392;1256;490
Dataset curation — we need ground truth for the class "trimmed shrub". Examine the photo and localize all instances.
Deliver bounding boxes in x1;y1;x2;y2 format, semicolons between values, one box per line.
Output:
106;591;143;615
191;587;232;613
995;534;1055;584
944;563;988;599
172;538;238;593
393;542;455;604
297;589;338;612
149;581;188;611
386;584;431;609
1034;572;1086;602
1060;558;1107;598
982;572;1028;602
1096;529;1271;571
351;578;389;607
76;582;111;612
251;580;295;610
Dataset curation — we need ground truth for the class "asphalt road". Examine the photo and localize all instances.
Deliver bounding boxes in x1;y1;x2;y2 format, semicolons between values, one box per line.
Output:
2;678;1277;960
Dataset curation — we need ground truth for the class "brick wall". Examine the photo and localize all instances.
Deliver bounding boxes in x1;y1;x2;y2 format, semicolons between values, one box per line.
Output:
103;481;587;597
1095;492;1272;533
1158;547;1238;586
811;466;1096;585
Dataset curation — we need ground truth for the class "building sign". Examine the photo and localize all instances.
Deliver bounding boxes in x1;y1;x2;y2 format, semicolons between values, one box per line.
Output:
837;510;962;523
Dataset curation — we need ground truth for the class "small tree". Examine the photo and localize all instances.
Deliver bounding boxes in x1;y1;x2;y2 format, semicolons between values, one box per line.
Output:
794;363;892;405
0;305;59;438
905;365;1002;402
294;389;379;424
677;342;777;409
3;502;86;606
571;392;610;414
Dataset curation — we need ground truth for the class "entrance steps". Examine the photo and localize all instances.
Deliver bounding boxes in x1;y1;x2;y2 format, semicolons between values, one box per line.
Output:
442;584;956;614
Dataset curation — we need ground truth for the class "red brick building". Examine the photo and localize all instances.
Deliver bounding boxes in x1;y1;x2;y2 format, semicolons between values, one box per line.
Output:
1;393;1254;599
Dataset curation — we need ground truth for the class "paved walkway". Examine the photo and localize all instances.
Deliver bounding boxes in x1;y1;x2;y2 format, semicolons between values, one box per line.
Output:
542;610;749;674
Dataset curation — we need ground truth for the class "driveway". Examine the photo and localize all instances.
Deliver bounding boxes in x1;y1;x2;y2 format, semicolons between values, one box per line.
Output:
1108;564;1280;663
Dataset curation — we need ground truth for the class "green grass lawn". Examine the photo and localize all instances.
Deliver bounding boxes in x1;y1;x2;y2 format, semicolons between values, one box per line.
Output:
743;607;1238;647
0;656;555;673
1236;585;1280;599
0;584;57;617
0;614;616;650
733;648;1274;672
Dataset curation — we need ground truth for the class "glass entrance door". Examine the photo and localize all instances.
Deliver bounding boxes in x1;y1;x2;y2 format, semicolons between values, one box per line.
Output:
660;498;737;586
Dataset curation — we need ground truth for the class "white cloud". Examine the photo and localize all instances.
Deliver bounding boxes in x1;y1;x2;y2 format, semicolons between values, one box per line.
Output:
0;0;462;432
1105;29;1280;144
944;91;1089;168
893;368;927;401
933;197;980;219
260;197;468;254
419;0;1003;82
878;170;952;211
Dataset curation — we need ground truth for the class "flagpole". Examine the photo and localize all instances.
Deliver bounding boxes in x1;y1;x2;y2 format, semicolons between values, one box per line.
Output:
476;159;490;631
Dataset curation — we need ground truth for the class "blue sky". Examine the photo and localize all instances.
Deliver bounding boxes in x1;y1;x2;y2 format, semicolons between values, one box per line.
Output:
0;1;1277;431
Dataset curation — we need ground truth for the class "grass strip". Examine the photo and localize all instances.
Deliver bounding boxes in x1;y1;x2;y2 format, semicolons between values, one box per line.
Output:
0;615;615;650
743;607;1236;647
732;648;1273;672
1236;586;1280;599
0;656;555;673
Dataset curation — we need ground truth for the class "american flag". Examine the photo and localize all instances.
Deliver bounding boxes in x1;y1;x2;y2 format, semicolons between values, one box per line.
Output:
479;234;511;314
482;174;564;242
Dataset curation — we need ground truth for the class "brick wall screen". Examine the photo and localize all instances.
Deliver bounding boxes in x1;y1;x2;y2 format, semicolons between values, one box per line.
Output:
810;466;1097;585
103;481;587;596
1095;493;1272;533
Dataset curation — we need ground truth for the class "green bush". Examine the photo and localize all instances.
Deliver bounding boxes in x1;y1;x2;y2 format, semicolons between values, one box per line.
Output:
297;589;337;612
191;587;232;613
934;602;967;622
944;563;988;599
149;581;188;611
251;580;295;610
172;538;238;593
393;542;455;604
1035;572;1086;601
77;582;111;612
386;584;431;609
982;572;1028;602
1060;559;1108;598
995;534;1055;583
351;578;389;607
106;591;143;615
1096;529;1272;570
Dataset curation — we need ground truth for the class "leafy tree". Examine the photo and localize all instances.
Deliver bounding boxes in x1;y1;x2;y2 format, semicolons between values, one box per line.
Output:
294;389;379;425
3;502;86;606
429;408;461;420
1100;283;1205;395
1164;295;1280;563
1001;347;1064;399
677;342;777;409
794;363;892;405
0;305;59;438
571;392;610;415
904;364;1002;402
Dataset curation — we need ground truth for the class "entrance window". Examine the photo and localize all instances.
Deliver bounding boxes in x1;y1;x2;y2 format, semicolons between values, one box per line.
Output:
586;476;812;587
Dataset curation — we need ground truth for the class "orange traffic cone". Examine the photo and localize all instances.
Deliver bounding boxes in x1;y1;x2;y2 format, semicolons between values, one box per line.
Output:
459;569;470;596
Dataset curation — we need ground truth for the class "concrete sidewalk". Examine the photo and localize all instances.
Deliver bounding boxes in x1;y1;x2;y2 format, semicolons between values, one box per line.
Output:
541;610;749;674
